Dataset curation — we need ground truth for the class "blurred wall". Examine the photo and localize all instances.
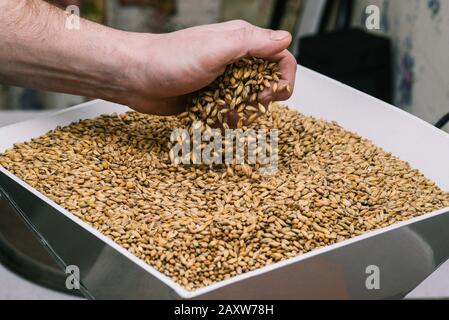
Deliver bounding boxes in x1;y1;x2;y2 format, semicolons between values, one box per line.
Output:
221;0;274;27
107;0;221;32
352;0;449;127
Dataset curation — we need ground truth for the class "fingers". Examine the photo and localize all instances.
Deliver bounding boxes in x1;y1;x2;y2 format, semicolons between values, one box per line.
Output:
220;22;296;102
258;49;297;104
170;20;296;115
222;23;292;64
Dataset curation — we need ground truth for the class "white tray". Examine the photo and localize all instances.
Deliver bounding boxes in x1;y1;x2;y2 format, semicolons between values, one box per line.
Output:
1;66;449;299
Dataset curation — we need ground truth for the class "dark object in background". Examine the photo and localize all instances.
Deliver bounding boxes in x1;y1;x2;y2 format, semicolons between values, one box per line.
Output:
269;0;288;30
435;112;449;130
334;0;353;31
19;89;44;110
298;29;392;103
295;0;392;103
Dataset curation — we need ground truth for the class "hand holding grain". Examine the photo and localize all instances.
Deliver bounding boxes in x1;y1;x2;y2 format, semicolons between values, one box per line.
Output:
123;20;297;115
0;0;296;115
0;1;296;116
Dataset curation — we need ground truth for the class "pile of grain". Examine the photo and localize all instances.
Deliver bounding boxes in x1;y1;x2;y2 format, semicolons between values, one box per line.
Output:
177;57;286;177
1;104;448;291
182;57;288;129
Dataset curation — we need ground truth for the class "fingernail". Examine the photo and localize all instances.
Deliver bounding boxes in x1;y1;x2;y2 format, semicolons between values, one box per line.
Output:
270;30;290;41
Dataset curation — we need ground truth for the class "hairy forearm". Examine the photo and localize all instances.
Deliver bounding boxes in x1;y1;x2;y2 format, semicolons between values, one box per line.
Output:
0;0;136;103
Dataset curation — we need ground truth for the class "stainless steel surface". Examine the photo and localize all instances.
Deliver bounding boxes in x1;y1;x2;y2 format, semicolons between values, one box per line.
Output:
0;111;81;300
0;188;83;296
0;263;79;300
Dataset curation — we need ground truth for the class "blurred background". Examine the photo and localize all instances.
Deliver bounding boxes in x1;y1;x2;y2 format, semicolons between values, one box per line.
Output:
1;0;449;133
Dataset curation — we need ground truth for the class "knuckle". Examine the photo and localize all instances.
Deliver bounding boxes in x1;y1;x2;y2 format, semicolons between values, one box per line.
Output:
233;24;255;43
230;19;251;28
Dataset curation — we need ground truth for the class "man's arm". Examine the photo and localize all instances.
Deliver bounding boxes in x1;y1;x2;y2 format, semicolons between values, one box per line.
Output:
0;0;297;115
0;0;134;104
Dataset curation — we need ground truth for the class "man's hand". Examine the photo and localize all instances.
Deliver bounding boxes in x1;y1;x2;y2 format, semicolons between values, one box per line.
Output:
0;1;296;115
123;21;297;115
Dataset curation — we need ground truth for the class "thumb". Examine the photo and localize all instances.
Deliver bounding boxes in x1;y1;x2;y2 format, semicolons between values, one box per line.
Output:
223;24;292;62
